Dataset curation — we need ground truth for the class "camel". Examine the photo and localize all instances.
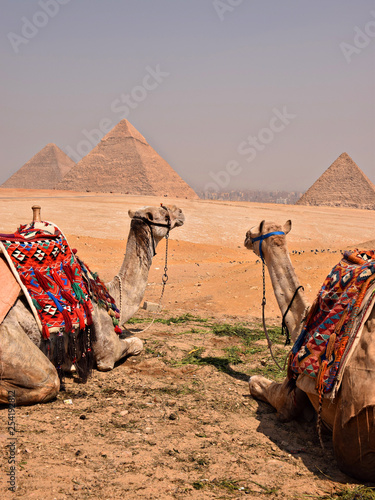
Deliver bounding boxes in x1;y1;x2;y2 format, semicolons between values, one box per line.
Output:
244;220;375;482
0;205;184;406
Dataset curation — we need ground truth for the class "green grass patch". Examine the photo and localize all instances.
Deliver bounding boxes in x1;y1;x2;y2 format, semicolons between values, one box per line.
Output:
212;323;283;345
126;313;209;325
172;346;243;375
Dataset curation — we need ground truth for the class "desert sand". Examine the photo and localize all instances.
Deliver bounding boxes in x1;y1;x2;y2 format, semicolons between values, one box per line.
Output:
0;188;373;319
0;189;374;499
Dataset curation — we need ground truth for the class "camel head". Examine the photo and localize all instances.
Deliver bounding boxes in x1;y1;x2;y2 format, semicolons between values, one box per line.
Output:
128;204;185;243
244;220;292;262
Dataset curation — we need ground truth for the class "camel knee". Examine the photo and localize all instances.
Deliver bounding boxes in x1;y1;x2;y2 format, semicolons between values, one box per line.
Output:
39;370;60;403
333;407;375;482
0;368;60;406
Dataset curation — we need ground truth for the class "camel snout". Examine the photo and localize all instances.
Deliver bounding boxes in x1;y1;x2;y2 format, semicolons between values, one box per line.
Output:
244;231;252;249
174;209;185;227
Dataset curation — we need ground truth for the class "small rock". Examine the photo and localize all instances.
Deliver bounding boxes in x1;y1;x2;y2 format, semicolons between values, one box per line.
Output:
79;414;86;420
142;301;161;312
119;410;129;416
169;413;178;421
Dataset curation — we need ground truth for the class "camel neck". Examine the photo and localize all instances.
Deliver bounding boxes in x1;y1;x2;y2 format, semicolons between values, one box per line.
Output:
264;246;310;343
109;224;154;325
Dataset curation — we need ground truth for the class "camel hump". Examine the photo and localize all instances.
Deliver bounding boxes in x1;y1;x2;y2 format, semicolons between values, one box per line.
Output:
32;205;41;222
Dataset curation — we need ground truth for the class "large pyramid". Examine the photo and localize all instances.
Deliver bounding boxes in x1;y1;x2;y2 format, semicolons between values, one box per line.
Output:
296;152;375;210
57;119;199;198
1;143;75;189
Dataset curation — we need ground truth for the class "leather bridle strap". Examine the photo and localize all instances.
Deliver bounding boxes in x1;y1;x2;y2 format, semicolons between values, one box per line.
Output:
132;208;171;257
250;231;285;263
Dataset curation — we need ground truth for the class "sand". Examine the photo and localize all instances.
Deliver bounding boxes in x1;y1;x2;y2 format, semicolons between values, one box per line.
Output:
0;189;374;499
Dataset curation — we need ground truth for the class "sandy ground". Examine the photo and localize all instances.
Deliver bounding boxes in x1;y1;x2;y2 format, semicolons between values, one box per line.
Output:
0;189;374;499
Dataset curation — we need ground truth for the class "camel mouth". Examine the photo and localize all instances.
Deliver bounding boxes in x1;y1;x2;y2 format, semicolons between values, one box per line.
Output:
173;210;185;227
244;231;254;249
174;216;185;227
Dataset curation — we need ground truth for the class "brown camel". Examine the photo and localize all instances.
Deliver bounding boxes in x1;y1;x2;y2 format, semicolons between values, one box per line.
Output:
244;220;375;482
0;205;184;406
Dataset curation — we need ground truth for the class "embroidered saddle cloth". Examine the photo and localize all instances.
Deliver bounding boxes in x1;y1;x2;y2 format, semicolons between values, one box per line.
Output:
289;249;375;395
0;221;95;339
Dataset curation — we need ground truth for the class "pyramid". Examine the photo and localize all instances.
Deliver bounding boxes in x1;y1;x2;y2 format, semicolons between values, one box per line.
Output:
1;143;75;190
296;153;375;210
57;119;199;198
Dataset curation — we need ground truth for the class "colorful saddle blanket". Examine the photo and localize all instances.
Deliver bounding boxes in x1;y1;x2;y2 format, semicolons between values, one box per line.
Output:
0;221;120;339
289;250;375;394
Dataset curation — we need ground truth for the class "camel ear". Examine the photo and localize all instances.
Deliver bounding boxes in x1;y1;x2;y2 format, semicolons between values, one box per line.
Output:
283;220;292;234
128;209;135;218
259;220;265;234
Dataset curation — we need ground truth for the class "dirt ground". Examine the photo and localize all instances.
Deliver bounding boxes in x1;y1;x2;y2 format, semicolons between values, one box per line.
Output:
0;189;374;499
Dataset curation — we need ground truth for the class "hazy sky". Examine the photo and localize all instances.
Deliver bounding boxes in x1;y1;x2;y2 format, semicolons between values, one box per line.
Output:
1;0;374;192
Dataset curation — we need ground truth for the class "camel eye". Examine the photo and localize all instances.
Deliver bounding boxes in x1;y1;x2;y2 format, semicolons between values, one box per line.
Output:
146;212;153;221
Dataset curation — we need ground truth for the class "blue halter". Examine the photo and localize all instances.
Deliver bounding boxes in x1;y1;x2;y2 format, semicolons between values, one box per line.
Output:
251;231;285;263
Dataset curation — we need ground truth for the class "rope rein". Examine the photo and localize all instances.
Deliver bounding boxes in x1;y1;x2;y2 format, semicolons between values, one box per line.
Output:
281;285;304;346
116;207;171;335
261;262;285;371
253;230;302;371
130;229;169;334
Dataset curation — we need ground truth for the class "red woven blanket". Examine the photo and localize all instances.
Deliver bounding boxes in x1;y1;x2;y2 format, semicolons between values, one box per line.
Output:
0;221;94;340
289;250;375;394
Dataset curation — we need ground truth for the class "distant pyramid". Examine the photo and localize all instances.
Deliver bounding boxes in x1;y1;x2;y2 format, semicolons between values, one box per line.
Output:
1;143;75;189
296;153;375;210
57;119;199;198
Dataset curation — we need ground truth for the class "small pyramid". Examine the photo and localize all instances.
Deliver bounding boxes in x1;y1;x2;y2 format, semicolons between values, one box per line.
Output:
57;119;199;198
1;143;75;189
296;153;375;210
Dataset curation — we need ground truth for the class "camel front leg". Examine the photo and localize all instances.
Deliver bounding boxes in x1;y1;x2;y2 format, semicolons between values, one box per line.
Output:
249;375;308;421
93;308;143;371
0;319;59;406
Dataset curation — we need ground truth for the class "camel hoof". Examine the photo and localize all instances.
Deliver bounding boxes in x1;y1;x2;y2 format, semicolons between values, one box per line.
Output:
123;337;143;356
96;362;114;372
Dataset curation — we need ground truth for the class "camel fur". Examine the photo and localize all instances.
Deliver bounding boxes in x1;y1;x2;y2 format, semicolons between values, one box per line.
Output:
244;220;375;482
0;205;184;406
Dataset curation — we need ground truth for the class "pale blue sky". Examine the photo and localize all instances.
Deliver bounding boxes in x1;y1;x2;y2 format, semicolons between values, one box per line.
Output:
1;0;374;191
